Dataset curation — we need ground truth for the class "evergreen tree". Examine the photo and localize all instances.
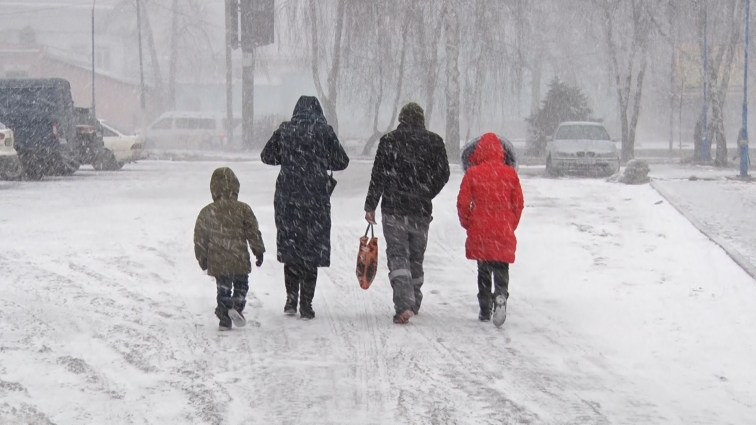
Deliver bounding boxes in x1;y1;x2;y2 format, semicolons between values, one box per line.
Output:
527;78;593;155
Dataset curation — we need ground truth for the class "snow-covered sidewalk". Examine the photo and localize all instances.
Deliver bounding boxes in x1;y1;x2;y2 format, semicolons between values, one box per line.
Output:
1;163;755;424
652;165;756;278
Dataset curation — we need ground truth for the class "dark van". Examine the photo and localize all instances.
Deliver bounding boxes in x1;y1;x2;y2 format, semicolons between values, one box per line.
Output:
0;78;80;178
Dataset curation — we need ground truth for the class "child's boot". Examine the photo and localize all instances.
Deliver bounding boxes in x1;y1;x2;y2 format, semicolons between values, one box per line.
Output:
492;295;507;327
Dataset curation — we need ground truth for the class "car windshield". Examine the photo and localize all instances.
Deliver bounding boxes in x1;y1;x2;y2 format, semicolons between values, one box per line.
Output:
556;125;611;141
101;121;129;136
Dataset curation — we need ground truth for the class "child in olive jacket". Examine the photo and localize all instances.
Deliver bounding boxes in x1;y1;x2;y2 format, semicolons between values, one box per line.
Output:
194;167;265;330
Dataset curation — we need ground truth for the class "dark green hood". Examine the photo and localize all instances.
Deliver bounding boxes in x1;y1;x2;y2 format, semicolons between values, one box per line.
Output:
210;167;240;201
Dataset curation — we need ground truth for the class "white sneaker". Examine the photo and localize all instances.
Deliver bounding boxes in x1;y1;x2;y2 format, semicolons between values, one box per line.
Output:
492;295;507;328
228;309;247;328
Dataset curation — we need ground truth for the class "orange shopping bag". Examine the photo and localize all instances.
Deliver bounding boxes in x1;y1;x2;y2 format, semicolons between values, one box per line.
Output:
356;224;378;290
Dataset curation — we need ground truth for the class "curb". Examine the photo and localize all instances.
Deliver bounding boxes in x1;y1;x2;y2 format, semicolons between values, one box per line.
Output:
651;180;756;281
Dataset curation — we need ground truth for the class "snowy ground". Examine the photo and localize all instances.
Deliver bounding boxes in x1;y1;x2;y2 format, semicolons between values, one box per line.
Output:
1;162;755;424
652;164;756;278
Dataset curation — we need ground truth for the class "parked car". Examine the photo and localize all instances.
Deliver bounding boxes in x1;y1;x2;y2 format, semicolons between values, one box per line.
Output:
0;78;80;179
73;107;120;171
0;121;23;180
144;112;238;150
546;121;620;177
100;120;146;168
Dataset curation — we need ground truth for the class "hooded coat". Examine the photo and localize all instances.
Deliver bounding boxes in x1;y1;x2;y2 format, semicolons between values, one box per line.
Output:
261;96;350;267
194;167;266;277
457;133;524;263
461;134;518;172
364;102;450;217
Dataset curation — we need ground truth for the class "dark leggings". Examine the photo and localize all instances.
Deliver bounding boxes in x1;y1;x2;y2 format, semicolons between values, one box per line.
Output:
215;274;249;319
284;263;318;308
477;261;509;312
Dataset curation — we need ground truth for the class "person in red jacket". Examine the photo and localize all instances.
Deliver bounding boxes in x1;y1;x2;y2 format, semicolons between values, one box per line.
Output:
457;133;524;327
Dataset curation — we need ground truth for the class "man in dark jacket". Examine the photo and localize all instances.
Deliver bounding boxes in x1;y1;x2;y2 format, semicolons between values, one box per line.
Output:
194;167;265;331
262;96;350;320
364;102;450;323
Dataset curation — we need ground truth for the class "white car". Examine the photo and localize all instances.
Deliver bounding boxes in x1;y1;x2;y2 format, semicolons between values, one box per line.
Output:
546;121;620;177
144;112;237;150
99;121;147;170
0;121;23;180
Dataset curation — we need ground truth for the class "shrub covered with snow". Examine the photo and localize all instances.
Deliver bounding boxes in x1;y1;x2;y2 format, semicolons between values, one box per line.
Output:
614;159;650;184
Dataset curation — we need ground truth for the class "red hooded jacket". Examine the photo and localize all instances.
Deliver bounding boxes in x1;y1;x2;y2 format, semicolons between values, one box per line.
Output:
457;133;524;263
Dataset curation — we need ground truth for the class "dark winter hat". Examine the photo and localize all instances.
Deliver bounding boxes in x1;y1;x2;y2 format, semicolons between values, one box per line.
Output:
210;167;240;201
399;102;425;128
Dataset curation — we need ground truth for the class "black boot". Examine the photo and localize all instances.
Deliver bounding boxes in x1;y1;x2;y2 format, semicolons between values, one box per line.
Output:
284;264;301;315
478;309;491;322
299;302;315;320
299;265;317;320
216;306;232;330
284;294;297;315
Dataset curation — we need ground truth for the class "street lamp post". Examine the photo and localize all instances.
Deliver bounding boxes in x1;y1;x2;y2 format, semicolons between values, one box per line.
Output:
702;6;710;163
740;0;751;177
91;0;96;118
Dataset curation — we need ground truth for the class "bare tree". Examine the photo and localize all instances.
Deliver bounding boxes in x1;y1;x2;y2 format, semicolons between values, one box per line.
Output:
306;0;347;133
445;0;461;161
168;0;178;109
696;0;745;166
597;0;657;161
359;1;414;156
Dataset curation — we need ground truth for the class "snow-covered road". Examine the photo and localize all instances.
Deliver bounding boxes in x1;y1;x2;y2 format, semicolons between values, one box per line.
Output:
1;162;755;424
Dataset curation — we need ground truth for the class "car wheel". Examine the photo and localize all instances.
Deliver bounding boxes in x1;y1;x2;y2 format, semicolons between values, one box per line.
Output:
94;149;119;171
54;150;80;176
545;156;559;177
1;158;25;181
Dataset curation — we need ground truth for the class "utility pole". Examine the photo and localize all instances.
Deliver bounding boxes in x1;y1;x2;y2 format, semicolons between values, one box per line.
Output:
136;0;147;135
91;0;96;118
240;0;274;151
225;0;239;149
740;0;751;177
702;6;709;163
668;1;675;153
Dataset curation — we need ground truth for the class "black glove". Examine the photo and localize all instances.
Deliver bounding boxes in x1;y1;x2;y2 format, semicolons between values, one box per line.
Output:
255;253;264;267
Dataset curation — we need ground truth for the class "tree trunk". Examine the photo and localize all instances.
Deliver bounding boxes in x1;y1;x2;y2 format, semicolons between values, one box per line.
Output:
627;49;648;161
445;0;461;163
168;0;178;109
326;0;346;133
713;1;743;166
530;41;543;116
423;6;445;128
140;0;164;111
361;10;412;156
308;0;346;134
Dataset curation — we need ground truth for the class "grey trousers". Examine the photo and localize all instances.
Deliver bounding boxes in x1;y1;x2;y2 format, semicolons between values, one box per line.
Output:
382;215;431;314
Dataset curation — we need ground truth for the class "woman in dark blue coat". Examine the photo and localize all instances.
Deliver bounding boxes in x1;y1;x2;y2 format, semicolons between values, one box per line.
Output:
261;96;350;319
